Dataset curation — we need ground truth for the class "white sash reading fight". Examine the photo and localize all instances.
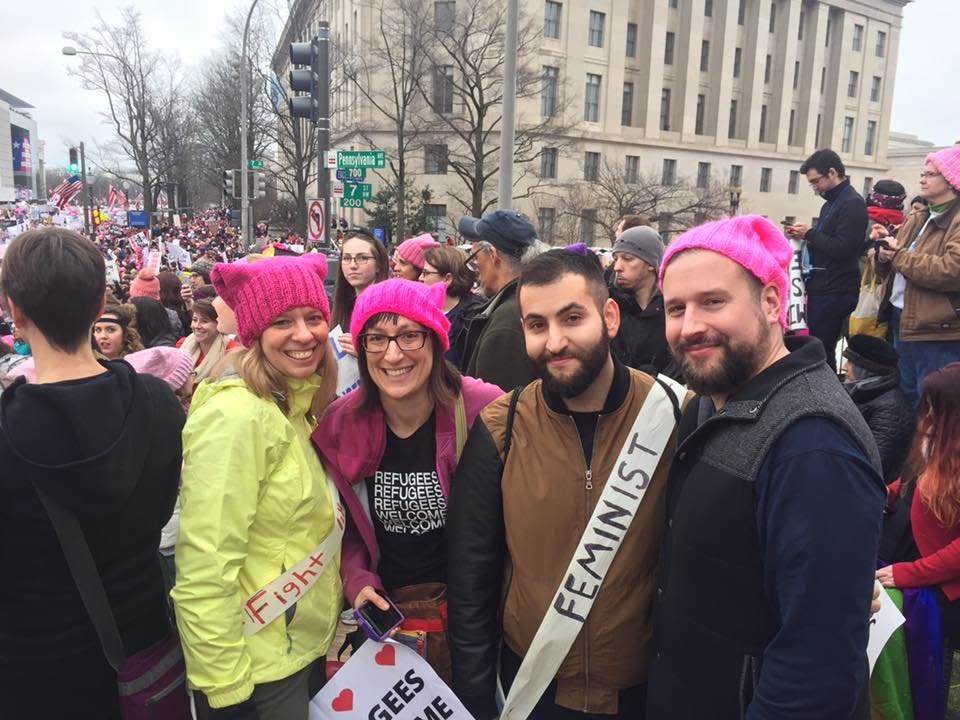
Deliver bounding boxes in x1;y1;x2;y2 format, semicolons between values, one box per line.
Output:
242;476;346;636
499;380;678;720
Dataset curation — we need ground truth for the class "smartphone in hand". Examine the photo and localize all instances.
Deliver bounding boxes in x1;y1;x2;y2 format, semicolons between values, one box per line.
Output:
354;591;405;641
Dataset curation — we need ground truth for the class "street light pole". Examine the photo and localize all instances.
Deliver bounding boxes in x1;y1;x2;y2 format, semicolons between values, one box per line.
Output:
240;0;261;250
497;0;519;210
80;141;92;239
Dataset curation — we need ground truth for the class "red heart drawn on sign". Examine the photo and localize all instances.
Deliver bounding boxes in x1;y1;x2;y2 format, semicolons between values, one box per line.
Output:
375;644;396;666
332;688;354;712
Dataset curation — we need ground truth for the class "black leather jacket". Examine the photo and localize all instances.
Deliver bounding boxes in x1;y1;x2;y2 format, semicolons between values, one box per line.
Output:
846;373;914;483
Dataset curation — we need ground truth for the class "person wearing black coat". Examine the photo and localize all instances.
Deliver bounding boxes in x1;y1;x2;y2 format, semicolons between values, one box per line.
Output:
786;149;869;371
842;335;914;483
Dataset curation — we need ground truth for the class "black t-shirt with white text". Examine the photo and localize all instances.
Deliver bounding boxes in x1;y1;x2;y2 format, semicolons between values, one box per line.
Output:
366;412;447;591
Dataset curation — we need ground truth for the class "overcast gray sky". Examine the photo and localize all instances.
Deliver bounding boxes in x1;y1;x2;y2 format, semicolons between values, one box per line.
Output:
1;0;956;170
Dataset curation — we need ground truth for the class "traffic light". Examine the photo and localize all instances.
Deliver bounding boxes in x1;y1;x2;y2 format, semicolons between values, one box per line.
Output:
92;207;105;227
68;147;80;175
223;169;236;197
256;171;267;199
288;39;320;123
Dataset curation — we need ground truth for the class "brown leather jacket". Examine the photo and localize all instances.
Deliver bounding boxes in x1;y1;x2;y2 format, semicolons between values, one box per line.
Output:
447;367;679;716
878;199;960;341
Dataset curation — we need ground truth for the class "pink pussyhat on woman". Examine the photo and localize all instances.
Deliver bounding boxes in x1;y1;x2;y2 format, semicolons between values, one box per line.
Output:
350;278;451;351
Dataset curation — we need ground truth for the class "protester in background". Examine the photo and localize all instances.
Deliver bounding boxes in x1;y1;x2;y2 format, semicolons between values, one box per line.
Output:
393;233;440;281
421;245;483;368
330;230;390;358
876;146;960;407
866;180;907;235
459;210;540;389
314;279;502;682
173;255;342;720
609;226;675;377
131;296;177;349
158;270;192;337
842;335;914;484
176;299;238;391
0;227;185;717
909;196;928;216
786;149;869;371
93;303;143;359
614;213;651;237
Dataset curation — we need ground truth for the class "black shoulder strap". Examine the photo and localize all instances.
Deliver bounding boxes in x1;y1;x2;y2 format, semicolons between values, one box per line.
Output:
501;385;524;463
653;376;683;425
32;486;126;669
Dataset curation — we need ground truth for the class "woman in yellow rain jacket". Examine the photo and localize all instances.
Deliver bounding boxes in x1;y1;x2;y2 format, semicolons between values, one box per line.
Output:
172;254;341;720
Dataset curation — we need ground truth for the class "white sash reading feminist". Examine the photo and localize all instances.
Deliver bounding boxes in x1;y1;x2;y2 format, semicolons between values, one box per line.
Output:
242;476;346;636
499;380;678;719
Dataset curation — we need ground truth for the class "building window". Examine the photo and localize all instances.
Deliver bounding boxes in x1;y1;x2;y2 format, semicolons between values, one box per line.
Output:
669;0;678;7
432;65;454;113
760;168;772;192
540;147;558;178
588;11;605;47
852;23;863;51
788;108;796;144
664;32;675;65
730;164;743;187
660;88;671;131
541;66;559;117
863;177;873;197
662;159;677;185
435;1;456;33
705;0;713;17
538;207;556;243
789;170;800;194
825;16;832;47
841;116;854;153
621;82;634;126
738;0;746;25
695;94;706;135
759;104;768;142
728;99;738;138
584;73;601;122
764;54;772;84
793;60;800;89
544;1;562;39
626;23;637;57
848;71;859;98
733;48;742;79
769;2;776;32
798;9;804;40
876;30;887;57
424;204;447;232
425;144;448;174
700;40;710;71
820;66;826;94
697;161;711;189
625;155;640;183
815;113;822;147
584;151;600;181
870;76;882;103
580;209;597;244
865;120;877;155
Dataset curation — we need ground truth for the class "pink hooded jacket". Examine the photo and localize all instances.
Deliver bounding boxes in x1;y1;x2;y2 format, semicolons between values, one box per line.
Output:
312;376;503;604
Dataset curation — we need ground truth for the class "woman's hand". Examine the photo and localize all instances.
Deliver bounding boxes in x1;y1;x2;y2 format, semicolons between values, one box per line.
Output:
877;235;901;264
180;284;194;311
354;585;389;611
338;332;358;358
875;566;896;589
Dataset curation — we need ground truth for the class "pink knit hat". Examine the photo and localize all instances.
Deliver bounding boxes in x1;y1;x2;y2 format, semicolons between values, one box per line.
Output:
660;215;793;329
125;347;195;391
211;254;330;347
926;147;960;191
129;268;161;301
394;234;440;270
350;278;451;351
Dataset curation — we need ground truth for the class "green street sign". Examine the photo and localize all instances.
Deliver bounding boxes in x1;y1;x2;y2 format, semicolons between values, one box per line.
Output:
341;198;365;209
337;150;386;169
343;183;373;200
248;159;264;170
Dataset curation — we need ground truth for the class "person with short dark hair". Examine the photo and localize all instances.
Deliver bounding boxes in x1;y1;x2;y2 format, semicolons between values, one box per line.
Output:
0;227;185;717
615;213;651;236
842;334;914;483
787;148;869;370
420;245;484;368
131;296;178;348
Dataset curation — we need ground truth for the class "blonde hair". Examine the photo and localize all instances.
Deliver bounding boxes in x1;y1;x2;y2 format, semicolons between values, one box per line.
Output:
212;339;338;420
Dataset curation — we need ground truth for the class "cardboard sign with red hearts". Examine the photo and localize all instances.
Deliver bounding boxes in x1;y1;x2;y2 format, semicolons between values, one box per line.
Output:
309;640;473;720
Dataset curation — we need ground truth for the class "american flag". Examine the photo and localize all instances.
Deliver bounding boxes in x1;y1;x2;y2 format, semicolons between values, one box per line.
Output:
108;185;126;209
48;175;83;209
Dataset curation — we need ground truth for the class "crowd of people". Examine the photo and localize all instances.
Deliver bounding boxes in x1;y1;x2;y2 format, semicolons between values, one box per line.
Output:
0;143;958;720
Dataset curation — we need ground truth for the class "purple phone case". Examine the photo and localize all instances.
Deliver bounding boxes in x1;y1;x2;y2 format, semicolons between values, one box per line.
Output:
354;597;405;641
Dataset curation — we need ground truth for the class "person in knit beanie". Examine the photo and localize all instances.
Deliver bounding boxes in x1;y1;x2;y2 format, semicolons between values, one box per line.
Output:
172;253;345;718
392;233;440;281
129;267;161;301
312;278;502;683
648;214;885;716
875;144;960;407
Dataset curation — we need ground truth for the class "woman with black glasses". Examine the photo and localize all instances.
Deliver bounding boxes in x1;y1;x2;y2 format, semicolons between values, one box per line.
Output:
329;229;390;358
419;246;483;369
313;278;502;680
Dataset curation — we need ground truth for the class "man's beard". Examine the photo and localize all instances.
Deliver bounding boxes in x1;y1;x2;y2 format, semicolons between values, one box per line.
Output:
674;321;771;397
534;331;611;399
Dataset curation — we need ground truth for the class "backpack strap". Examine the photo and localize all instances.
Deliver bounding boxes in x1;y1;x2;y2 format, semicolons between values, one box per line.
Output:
501;386;524;463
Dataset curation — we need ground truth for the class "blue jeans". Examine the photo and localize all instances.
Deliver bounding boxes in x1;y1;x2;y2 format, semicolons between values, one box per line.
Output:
891;308;960;408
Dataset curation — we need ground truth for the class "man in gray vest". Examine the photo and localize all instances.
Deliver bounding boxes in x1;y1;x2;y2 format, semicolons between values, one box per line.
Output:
646;215;884;719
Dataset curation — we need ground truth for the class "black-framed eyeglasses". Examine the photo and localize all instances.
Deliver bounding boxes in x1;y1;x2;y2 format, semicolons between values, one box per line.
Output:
420;269;444;279
358;330;430;353
464;243;490;270
342;254;375;265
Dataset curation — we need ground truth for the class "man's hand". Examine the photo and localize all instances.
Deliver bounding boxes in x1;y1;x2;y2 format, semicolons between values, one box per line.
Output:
869;223;891;241
875;566;896;589
786;222;811;240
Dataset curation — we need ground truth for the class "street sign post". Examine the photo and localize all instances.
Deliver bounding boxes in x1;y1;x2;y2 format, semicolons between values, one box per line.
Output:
307;199;325;243
336;150;386;169
336;168;367;182
248;159;264;170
